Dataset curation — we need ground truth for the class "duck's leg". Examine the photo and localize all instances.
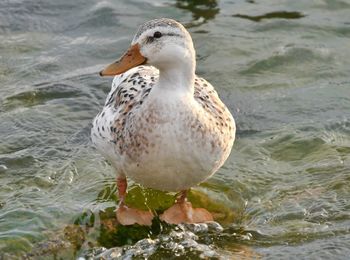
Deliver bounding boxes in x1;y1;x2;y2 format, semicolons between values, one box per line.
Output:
160;190;213;224
116;176;154;226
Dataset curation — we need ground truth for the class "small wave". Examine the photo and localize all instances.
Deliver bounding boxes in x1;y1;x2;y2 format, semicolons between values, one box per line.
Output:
2;83;85;111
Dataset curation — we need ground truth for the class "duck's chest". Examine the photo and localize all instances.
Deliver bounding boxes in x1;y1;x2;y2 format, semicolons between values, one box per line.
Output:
121;96;232;190
123;98;221;164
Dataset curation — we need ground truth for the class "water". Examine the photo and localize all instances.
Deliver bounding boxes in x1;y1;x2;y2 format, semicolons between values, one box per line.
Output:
1;0;350;258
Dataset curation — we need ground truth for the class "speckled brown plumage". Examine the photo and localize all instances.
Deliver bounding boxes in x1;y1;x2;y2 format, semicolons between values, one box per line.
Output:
92;65;235;191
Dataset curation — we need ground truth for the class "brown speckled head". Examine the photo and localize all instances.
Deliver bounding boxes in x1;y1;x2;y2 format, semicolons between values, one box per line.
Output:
133;18;186;43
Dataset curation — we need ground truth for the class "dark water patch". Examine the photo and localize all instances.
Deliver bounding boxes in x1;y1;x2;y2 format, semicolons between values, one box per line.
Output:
175;0;219;24
269;137;326;162
239;82;289;92
335;146;350;157
257;227;350;248
0;156;38;176
1;83;85;111
233;11;305;23
334;26;350;37
236;128;261;137
193;29;210;34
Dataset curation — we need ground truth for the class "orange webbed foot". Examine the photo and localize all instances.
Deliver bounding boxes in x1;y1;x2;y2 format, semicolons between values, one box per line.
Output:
116;204;154;226
160;190;213;224
116;176;154;226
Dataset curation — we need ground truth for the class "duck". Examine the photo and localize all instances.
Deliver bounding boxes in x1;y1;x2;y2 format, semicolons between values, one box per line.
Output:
91;18;235;226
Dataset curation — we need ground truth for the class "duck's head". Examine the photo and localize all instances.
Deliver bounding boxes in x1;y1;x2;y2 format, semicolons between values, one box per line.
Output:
100;18;195;76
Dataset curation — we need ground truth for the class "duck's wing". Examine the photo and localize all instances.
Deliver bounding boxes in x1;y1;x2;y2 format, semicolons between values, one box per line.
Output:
103;66;159;147
104;65;158;109
193;76;234;127
92;65;158;145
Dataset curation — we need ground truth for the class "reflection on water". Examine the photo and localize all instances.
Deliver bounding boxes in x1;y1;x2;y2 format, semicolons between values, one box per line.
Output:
233;11;305;22
175;0;219;23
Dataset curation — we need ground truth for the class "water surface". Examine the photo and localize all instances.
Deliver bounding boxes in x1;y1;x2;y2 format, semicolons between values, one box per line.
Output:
0;0;350;259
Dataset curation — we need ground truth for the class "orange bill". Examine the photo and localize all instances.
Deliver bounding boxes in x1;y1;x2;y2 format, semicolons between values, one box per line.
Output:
99;43;147;76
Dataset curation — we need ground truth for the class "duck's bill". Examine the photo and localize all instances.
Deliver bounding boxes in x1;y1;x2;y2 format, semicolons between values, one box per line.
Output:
99;43;147;76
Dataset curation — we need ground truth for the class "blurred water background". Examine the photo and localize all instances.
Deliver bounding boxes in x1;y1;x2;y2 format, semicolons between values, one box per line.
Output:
0;0;350;259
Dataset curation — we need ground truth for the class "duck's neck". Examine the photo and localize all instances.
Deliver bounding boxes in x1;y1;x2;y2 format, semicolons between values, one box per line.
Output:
156;51;196;96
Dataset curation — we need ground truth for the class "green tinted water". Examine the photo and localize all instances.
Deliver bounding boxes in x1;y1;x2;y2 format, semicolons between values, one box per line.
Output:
0;0;350;259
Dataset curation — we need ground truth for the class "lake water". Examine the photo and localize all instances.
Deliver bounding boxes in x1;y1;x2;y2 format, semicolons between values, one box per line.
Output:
1;0;350;259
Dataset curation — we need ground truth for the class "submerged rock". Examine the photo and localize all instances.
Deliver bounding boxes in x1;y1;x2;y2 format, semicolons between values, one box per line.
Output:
78;221;225;259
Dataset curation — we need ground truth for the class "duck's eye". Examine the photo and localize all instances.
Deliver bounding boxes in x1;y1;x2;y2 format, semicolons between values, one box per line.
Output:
153;31;162;38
